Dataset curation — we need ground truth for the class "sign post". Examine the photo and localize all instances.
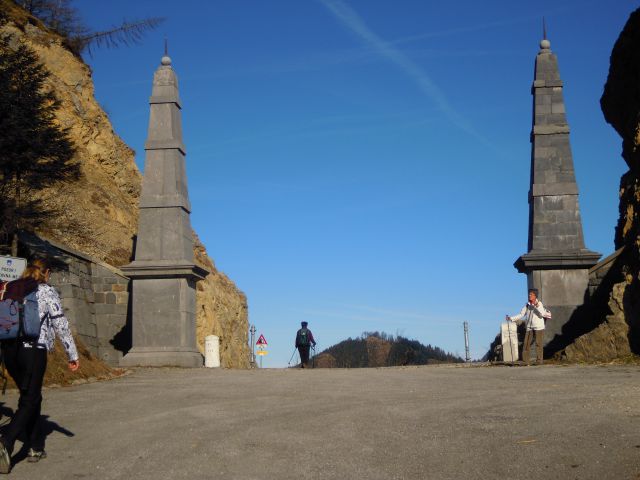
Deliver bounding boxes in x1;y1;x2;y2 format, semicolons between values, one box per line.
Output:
256;334;268;368
249;325;256;367
0;256;27;282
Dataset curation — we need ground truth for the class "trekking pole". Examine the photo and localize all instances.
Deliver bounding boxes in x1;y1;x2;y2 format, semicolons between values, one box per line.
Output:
311;345;316;369
287;347;297;367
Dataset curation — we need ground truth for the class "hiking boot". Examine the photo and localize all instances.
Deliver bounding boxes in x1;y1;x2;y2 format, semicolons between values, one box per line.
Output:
27;449;46;463
0;441;11;474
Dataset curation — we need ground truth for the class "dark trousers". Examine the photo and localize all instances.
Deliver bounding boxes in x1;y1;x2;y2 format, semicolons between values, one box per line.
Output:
522;329;544;364
1;340;47;452
297;345;310;367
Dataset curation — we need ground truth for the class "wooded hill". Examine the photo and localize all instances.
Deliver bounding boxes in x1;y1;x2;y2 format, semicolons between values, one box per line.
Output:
313;332;464;368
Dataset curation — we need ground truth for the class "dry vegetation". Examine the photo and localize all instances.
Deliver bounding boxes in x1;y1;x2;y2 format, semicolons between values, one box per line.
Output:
1;337;124;391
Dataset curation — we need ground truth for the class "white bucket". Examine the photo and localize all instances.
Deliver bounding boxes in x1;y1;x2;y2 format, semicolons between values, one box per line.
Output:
205;335;220;368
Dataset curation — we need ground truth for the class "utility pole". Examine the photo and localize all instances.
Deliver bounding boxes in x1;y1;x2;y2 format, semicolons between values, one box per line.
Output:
463;322;471;362
249;324;256;368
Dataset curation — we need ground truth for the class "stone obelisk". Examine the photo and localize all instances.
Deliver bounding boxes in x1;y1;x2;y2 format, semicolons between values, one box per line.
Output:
121;51;208;367
514;34;600;346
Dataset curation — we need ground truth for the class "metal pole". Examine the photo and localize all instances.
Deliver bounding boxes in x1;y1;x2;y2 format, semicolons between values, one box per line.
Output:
249;324;256;367
288;347;297;367
463;322;471;362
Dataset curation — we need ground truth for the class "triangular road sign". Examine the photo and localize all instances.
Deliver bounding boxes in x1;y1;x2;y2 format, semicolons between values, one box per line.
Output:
256;334;268;346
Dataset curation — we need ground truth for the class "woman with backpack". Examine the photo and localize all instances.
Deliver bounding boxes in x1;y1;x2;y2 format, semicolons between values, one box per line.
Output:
0;258;79;474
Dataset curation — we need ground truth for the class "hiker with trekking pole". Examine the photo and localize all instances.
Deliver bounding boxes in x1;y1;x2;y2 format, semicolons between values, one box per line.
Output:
506;288;551;365
295;321;316;369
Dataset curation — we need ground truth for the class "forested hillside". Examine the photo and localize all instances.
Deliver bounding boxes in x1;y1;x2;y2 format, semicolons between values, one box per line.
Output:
313;332;464;368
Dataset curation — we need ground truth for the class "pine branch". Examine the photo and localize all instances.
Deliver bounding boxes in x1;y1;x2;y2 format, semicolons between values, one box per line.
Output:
74;17;165;56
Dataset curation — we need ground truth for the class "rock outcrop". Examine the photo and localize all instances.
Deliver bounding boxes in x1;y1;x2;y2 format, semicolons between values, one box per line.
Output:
1;1;249;367
559;9;640;361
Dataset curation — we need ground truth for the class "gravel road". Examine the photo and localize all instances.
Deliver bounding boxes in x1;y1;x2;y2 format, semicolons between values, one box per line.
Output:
0;364;638;479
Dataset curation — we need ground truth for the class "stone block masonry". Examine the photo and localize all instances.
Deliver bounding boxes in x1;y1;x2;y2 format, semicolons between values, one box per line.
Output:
91;263;129;365
19;233;129;366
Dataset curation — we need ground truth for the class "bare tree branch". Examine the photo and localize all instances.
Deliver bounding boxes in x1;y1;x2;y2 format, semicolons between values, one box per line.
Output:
12;1;164;57
73;17;166;56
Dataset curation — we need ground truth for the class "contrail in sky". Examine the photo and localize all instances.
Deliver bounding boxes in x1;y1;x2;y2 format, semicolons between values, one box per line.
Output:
318;0;491;147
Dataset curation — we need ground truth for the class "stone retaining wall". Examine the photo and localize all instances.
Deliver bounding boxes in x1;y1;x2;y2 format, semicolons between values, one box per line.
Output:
91;263;130;365
18;233;129;366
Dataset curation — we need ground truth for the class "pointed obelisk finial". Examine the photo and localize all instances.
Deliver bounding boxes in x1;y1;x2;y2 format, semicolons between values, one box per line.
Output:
161;37;171;66
540;18;551;51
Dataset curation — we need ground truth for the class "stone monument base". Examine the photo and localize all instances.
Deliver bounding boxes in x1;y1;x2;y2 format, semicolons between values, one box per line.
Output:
120;346;203;368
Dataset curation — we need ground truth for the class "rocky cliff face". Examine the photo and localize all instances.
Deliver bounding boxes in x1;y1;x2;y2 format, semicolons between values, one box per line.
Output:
560;9;640;361
1;2;249;367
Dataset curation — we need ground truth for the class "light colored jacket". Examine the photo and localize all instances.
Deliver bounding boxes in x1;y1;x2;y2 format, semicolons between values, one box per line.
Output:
510;300;551;331
36;284;79;361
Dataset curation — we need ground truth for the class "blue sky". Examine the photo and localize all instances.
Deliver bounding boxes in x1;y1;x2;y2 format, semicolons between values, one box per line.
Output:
78;0;635;366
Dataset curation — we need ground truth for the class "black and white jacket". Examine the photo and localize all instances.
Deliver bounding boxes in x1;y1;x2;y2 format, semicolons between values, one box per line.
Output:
36;284;79;362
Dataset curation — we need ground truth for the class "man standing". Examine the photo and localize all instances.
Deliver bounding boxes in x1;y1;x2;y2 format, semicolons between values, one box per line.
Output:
506;289;551;365
295;321;316;368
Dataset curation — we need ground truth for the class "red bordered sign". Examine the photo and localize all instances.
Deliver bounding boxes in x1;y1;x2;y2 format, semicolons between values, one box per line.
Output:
256;334;268;346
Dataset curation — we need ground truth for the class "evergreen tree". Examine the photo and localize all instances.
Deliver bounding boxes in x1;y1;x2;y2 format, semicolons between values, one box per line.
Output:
0;16;80;253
